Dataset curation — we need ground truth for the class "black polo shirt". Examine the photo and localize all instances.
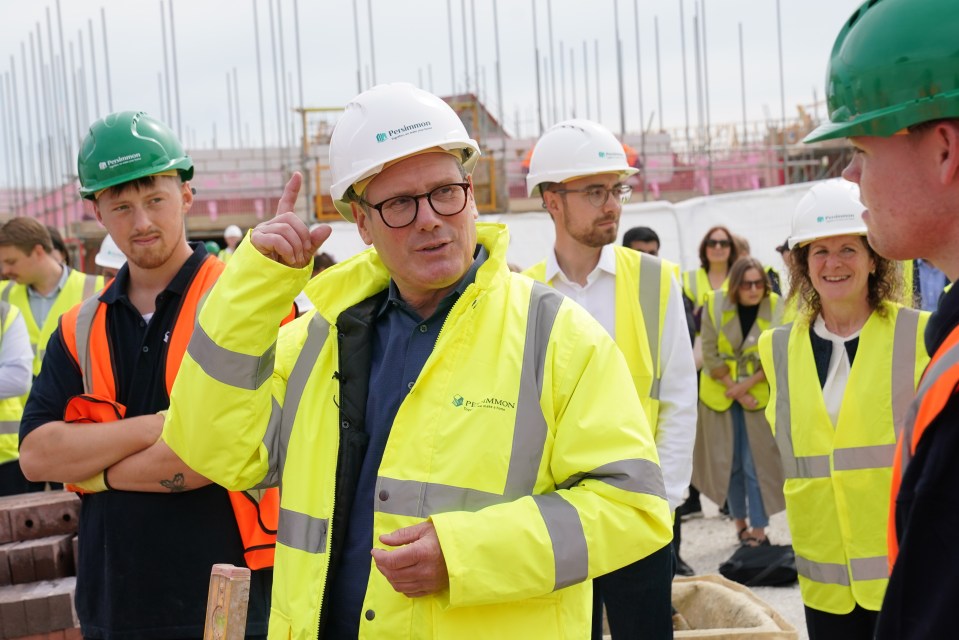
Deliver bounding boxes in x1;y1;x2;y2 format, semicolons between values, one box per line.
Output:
20;243;270;640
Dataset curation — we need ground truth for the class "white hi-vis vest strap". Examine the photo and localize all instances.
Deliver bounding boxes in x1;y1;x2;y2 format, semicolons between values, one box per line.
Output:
0;302;25;464
765;305;926;613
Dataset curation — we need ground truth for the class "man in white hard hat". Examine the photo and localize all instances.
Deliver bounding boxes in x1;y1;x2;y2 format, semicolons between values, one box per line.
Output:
162;83;672;638
94;234;127;279
219;224;243;263
525;119;698;639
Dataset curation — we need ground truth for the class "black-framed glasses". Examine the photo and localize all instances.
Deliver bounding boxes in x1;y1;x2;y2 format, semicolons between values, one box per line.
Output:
360;182;472;229
706;239;732;249
739;279;766;291
551;183;632;208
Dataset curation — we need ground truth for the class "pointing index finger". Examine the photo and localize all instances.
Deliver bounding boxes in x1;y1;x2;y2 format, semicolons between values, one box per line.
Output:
276;172;302;217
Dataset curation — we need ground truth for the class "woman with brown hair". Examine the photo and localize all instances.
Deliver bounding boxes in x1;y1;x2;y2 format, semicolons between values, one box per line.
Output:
682;225;740;315
759;181;929;639
693;256;785;546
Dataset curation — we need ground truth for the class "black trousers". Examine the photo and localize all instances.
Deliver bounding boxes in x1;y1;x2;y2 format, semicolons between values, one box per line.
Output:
0;459;46;496
592;543;674;640
804;604;878;640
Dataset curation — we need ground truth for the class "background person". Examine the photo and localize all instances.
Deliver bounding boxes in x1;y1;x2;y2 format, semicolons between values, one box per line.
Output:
94;234;126;279
760;180;928;640
46;226;71;267
219;224;243;263
0;300;41;496
162;83;672;639
525;119;698;637
693;256;785;547
0;218;102;379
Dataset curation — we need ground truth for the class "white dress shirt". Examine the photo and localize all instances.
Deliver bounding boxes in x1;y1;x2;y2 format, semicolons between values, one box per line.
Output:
0;313;34;399
546;245;699;510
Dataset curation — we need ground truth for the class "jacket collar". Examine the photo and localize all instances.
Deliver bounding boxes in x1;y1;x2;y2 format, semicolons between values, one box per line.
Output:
305;222;512;323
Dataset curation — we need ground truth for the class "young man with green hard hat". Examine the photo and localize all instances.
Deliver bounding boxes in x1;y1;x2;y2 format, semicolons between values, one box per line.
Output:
18;111;272;638
805;1;959;637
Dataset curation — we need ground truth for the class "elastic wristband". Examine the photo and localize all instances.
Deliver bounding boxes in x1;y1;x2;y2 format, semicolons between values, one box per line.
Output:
103;467;115;491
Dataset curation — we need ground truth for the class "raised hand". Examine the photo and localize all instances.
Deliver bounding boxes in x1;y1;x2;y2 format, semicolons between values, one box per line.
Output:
250;172;332;268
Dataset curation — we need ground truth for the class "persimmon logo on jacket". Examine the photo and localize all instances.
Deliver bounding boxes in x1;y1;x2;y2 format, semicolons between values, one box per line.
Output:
451;394;516;412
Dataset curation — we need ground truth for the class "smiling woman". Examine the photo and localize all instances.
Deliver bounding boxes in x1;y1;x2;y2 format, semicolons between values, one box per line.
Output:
759;181;928;639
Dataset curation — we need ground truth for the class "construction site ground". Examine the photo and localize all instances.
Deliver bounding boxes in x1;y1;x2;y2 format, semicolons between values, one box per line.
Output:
680;495;807;639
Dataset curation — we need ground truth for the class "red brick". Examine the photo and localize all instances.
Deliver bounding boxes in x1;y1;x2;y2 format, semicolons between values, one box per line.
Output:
0;577;77;637
0;542;12;586
0;493;80;543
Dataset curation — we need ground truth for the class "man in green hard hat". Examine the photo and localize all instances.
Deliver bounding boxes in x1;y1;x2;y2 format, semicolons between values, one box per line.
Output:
18;111;271;638
806;1;959;638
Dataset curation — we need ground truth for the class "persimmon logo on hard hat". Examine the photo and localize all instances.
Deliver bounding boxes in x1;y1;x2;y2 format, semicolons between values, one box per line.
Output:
99;152;142;171
598;150;625;161
375;120;433;143
817;213;856;224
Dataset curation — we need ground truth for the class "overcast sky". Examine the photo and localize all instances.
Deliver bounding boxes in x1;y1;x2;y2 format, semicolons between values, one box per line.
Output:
0;0;863;189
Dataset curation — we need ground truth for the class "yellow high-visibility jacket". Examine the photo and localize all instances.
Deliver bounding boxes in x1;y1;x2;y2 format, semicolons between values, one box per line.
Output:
700;290;781;412
1;268;103;375
164;223;672;639
525;247;675;433
759;302;929;614
0;303;26;465
682;267;727;312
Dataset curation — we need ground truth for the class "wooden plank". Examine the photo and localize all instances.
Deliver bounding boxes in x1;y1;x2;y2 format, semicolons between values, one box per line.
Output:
203;564;250;640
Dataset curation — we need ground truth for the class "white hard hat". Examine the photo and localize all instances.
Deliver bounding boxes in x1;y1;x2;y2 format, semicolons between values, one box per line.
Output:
788;179;868;249
223;224;243;240
526;119;639;197
94;234;127;270
328;83;481;222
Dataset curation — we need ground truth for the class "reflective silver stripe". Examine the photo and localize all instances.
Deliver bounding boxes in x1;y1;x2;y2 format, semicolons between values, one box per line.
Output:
638;254;662;399
770;325;831;479
0;421;18;435
850;556;889;581
891;308;920;438
0;301;9;328
686;272;698;305
375;477;502;517
504;282;562;498
0;283;10;304
712;292;723;334
74;294;101;395
186;322;276;391
81;273;99;301
268;314;329;484
276;507;328;554
533;492;589;590
253;397;284;489
559;459;666;499
796;555;850;586
833;444;896;471
374;283;565;518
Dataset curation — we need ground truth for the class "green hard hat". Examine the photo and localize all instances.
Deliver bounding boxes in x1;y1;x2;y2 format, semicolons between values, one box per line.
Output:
204;240;221;254
804;0;959;144
78;111;194;199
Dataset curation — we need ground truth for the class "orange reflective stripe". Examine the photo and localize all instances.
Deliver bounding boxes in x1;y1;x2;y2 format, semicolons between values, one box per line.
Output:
60;253;282;569
166;255;225;393
889;323;959;568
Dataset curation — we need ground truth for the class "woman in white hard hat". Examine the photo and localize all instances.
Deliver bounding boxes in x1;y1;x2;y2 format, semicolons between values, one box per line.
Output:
693;256;785;547
758;180;930;639
94;234;127;279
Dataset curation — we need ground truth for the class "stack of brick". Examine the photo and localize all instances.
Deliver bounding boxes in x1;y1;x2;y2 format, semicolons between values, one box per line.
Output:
0;492;81;639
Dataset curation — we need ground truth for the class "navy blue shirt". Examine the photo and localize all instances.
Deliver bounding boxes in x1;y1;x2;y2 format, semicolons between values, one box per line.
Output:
326;246;487;637
20;244;270;640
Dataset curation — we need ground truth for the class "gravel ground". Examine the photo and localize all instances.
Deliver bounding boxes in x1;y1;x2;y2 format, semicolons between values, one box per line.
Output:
677;496;808;639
